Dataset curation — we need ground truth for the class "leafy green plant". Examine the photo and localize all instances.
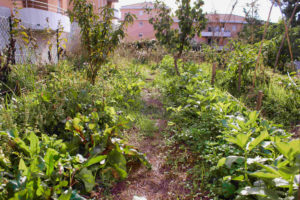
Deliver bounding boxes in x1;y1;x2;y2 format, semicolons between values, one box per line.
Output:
148;0;206;75
155;56;299;199
69;0;134;84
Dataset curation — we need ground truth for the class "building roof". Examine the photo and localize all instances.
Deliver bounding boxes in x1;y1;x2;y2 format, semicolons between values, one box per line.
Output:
172;14;246;24
120;3;246;24
120;2;155;9
206;14;246;23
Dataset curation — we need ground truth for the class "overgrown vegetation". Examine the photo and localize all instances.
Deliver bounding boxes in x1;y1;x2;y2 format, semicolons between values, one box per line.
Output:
148;0;206;75
0;0;299;199
0;58;152;199
155;55;300;199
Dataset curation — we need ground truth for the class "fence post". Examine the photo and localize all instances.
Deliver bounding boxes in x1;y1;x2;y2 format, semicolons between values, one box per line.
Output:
256;90;263;111
56;28;59;62
211;63;216;85
8;16;16;65
238;63;242;92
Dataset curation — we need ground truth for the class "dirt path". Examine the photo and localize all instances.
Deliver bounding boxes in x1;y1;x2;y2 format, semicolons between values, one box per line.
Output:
111;87;190;200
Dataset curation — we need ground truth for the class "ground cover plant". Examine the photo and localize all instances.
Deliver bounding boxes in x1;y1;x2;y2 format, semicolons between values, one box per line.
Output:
0;58;151;199
155;55;300;199
201;41;299;130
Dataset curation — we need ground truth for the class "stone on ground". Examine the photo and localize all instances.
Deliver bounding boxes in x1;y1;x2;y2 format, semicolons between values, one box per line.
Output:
132;196;147;200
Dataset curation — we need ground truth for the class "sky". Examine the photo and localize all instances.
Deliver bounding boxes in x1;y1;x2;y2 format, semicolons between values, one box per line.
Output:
115;0;282;22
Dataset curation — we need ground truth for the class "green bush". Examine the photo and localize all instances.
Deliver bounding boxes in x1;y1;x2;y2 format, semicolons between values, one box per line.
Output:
156;55;300;199
0;59;150;199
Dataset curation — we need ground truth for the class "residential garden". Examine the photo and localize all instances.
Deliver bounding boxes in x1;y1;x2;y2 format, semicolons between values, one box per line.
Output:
0;0;299;199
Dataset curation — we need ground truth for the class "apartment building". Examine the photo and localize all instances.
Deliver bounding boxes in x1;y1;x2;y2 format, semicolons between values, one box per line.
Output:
0;0;118;63
120;2;246;47
120;2;157;41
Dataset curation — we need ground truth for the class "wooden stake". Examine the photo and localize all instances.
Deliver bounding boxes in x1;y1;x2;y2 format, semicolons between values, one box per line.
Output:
211;63;216;85
238;63;242;92
252;0;274;89
256;90;263;111
274;1;298;72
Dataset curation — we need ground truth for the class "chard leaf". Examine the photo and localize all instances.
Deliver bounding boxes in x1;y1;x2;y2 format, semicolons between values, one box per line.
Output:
44;148;59;177
108;147;127;179
18;158;28;175
84;155;107;167
77;168;95;192
28;132;40;157
59;188;72;200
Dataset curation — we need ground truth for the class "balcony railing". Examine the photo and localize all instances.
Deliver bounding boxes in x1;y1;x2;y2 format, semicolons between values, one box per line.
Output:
14;0;67;15
201;31;231;37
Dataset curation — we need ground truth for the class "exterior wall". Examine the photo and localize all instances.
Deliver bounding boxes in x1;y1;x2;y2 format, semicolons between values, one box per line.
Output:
0;0;13;9
121;7;158;42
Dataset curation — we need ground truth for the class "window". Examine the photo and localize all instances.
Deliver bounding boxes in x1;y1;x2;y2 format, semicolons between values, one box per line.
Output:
208;27;212;32
139;10;144;16
232;25;237;31
58;0;62;13
139;22;144;27
139;33;143;38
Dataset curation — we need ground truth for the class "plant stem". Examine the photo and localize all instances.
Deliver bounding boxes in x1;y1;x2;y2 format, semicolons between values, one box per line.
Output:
244;151;251;185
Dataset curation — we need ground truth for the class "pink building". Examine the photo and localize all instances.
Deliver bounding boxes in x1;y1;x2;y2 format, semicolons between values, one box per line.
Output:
120;2;246;46
120;2;157;41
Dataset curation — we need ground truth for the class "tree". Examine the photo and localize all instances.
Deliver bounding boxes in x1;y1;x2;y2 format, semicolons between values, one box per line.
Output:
239;0;263;44
69;0;134;84
148;0;206;76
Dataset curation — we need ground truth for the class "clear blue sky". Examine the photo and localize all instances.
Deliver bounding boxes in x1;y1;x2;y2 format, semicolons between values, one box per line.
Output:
115;0;282;22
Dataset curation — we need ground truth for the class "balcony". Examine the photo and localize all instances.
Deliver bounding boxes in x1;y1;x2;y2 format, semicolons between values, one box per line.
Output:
13;0;70;32
201;31;231;37
113;8;119;19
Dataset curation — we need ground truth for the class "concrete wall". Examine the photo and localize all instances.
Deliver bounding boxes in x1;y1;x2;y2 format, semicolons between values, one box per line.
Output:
19;8;71;32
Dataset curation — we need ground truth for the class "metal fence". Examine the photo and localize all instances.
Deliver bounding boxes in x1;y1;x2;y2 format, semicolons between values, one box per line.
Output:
0;16;10;54
0;14;60;64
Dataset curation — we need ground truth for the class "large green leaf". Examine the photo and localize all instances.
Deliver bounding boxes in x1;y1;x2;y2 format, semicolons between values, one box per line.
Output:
217;157;226;167
108;147;127;179
84;155;107;167
240;186;279;199
59;188;72;200
275;139;300;162
247;131;269;152
250;171;279;179
28;132;40;157
44;148;59;177
225;156;244;168
278;166;299;180
18;158;28;176
14;137;30;156
76;168;95;192
226;133;251;150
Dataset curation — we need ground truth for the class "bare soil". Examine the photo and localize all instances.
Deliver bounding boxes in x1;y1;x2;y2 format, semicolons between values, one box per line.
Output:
110;88;191;200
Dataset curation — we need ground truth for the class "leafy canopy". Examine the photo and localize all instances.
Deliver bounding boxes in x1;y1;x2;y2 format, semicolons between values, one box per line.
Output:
148;0;206;75
69;0;134;84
